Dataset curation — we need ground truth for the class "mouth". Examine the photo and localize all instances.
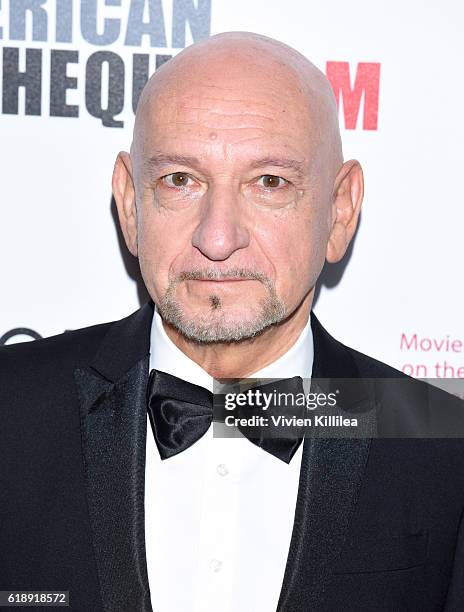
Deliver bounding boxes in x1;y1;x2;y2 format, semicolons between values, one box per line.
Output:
193;277;255;282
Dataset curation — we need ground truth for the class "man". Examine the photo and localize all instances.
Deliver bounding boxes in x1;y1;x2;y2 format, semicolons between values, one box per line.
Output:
1;31;463;612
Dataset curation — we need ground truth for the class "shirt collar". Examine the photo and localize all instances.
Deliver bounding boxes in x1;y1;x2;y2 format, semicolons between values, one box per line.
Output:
149;305;313;392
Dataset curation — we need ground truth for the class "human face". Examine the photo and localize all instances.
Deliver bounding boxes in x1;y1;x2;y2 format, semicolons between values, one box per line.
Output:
130;67;333;343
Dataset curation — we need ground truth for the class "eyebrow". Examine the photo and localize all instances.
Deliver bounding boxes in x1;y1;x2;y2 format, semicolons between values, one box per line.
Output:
144;152;306;177
145;153;202;176
248;157;306;176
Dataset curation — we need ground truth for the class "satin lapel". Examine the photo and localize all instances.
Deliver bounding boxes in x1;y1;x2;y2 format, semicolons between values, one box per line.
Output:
73;301;155;612
75;357;152;612
277;312;373;611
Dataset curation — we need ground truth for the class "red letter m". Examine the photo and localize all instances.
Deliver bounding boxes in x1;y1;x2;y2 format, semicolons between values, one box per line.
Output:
326;62;380;130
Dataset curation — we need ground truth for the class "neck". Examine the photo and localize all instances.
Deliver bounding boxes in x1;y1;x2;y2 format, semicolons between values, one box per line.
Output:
161;292;314;379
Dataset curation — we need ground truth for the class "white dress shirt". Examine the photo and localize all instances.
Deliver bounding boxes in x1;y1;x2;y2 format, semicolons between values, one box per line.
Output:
145;307;314;612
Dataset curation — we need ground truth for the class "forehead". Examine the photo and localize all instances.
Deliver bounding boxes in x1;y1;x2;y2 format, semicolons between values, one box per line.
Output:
138;73;316;166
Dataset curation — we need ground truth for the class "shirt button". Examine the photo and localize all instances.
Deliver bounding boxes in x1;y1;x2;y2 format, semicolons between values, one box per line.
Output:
209;558;222;573
216;463;229;477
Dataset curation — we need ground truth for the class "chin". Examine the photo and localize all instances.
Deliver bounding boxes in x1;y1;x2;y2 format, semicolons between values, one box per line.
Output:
158;298;287;344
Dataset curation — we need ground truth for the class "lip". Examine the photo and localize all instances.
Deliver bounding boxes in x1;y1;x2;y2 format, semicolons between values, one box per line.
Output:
191;278;256;282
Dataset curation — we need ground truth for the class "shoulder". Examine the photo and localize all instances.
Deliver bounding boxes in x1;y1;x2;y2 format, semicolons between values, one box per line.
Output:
344;341;460;407
312;314;463;429
346;343;407;378
0;301;154;401
0;319;122;449
343;337;461;409
342;340;464;462
329;334;464;490
311;311;410;380
0;319;116;400
0;319;113;372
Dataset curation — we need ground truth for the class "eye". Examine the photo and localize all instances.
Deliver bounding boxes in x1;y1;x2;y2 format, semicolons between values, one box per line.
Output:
162;172;194;188
257;175;288;189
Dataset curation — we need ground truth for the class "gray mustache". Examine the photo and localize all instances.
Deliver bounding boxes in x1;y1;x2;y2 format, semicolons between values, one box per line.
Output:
176;268;271;283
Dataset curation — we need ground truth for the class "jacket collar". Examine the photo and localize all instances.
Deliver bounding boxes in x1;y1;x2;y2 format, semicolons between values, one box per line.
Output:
88;300;154;383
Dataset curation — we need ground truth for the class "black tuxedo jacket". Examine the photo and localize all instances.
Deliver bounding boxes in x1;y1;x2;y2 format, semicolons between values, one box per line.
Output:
1;300;464;611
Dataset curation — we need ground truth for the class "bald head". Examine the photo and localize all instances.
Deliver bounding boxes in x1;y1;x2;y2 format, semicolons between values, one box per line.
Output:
132;32;342;176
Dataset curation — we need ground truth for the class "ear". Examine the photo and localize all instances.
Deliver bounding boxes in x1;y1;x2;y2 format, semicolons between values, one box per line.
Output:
326;159;364;263
112;151;138;257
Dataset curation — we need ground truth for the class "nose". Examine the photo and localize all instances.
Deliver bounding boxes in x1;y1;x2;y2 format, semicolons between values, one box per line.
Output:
191;184;250;261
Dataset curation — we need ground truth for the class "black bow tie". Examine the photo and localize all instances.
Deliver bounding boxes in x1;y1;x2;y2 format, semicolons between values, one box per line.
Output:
147;369;306;464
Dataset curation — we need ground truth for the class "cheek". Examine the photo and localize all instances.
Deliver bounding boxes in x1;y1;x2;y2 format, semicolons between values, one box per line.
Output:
257;208;327;296
137;203;163;266
135;201;190;295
